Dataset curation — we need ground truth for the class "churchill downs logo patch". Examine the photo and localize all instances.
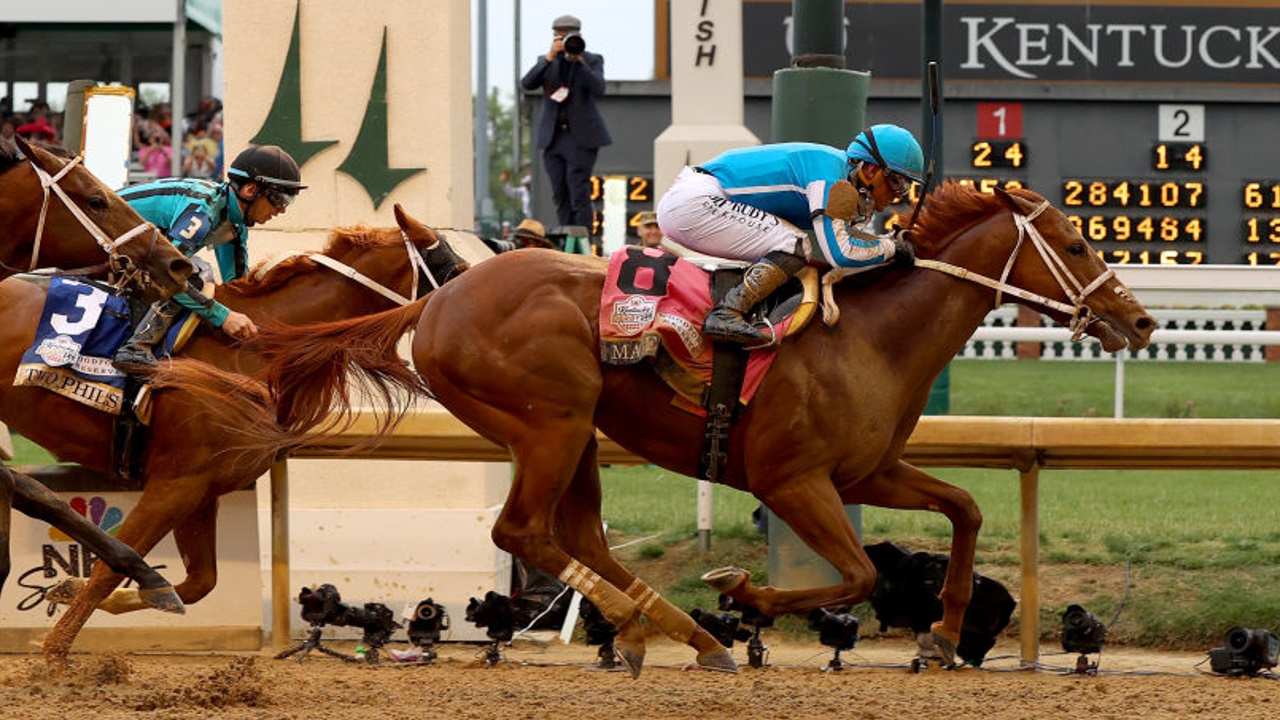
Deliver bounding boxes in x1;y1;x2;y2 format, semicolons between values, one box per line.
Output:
610;295;658;335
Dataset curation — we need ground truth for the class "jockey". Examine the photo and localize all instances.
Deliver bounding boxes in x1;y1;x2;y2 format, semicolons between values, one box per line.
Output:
112;145;305;370
656;123;925;344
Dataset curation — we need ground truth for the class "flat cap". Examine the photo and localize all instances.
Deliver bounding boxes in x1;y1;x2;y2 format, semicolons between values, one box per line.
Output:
552;14;581;31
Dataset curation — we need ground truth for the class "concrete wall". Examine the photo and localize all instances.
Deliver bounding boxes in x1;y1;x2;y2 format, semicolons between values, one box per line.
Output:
223;0;474;258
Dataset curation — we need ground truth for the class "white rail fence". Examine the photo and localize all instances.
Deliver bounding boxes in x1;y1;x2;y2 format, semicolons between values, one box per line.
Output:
961;307;1269;361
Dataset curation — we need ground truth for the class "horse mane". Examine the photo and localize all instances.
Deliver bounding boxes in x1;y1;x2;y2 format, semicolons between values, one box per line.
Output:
226;224;403;298
905;181;1047;256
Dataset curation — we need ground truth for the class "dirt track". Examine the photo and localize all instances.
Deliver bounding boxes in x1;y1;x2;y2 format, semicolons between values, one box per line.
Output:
1;635;1275;719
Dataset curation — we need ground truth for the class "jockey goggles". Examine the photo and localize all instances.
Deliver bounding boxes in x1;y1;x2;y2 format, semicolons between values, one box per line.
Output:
884;171;911;201
262;186;299;210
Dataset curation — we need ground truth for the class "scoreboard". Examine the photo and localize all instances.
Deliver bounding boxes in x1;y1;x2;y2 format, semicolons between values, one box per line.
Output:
942;99;1279;266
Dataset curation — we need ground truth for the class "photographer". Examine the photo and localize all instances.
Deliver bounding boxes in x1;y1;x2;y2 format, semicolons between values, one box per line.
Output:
520;13;611;237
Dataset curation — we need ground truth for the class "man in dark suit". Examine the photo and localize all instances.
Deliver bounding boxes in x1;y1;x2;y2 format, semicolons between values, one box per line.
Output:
521;14;612;234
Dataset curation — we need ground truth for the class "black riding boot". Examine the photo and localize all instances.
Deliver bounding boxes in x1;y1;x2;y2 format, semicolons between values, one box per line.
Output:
113;300;181;371
702;251;806;344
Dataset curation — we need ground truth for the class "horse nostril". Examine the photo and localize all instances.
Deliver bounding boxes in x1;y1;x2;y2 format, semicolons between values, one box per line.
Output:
1136;315;1156;331
172;257;195;279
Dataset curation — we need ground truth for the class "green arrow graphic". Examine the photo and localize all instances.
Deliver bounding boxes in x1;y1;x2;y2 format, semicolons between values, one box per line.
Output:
336;28;426;210
250;2;338;167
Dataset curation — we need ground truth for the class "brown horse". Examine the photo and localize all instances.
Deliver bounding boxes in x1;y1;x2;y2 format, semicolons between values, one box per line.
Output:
407;183;1156;676
1;138;192;298
0;137;195;617
6;205;465;659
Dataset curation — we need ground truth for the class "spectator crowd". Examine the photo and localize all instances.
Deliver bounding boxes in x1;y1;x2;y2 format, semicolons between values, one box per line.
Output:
1;91;226;183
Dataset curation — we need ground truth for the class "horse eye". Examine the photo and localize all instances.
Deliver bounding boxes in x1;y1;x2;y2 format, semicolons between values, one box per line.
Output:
1067;241;1087;256
87;195;110;212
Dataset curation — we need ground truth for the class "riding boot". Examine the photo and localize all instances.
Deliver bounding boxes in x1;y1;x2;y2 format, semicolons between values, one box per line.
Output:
113;300;181;371
703;250;806;344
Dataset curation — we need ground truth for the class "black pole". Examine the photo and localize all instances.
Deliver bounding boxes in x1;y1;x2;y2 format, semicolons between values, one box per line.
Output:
921;0;943;192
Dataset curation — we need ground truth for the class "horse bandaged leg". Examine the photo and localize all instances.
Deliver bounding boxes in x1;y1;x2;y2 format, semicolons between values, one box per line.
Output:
560;559;646;678
559;559;637;622
626;578;738;672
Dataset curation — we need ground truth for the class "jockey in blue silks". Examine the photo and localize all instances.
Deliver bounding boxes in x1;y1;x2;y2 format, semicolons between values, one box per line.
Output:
112;144;306;370
656;123;925;344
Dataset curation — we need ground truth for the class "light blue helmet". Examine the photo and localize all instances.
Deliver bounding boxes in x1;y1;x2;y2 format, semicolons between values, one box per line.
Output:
846;124;925;184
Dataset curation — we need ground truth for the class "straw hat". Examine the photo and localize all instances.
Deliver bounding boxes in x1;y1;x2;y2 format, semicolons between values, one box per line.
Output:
512;218;553;249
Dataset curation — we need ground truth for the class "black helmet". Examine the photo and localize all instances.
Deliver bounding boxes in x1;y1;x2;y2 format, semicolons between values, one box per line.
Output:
228;145;306;192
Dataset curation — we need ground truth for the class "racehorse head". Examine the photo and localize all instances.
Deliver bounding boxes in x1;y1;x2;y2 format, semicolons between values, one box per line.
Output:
913;183;1155;353
6;137;193;301
393;203;469;293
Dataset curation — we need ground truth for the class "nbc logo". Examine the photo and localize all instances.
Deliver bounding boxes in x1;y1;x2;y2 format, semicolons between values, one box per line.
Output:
48;496;125;542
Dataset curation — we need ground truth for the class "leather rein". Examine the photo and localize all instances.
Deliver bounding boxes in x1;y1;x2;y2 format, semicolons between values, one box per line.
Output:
22;154;162;292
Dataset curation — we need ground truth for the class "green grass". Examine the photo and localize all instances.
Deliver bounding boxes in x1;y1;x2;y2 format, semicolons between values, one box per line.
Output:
9;434;56;465
950;359;1280;418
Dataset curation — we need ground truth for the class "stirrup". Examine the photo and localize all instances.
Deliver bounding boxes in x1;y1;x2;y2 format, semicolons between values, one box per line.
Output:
113;346;159;372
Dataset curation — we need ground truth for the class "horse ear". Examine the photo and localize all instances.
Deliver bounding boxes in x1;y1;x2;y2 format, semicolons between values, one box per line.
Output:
14;135;38;164
393;203;409;228
991;185;1023;213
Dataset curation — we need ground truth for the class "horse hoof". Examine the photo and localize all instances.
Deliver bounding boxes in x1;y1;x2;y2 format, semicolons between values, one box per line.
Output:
701;566;749;594
930;622;960;669
615;644;646;679
696;647;739;673
45;578;85;605
139;586;186;615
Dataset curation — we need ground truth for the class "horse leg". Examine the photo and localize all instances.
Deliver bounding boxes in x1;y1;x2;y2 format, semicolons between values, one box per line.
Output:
10;471;183;614
486;423;647;677
43;479;204;662
554;438;737;672
704;469;877;616
840;461;983;666
82;497;221;614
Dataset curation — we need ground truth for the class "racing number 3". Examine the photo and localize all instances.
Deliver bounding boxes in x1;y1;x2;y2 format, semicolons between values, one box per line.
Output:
177;215;205;240
616;247;678;296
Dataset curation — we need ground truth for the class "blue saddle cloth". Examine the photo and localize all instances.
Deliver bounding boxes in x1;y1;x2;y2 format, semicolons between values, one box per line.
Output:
14;278;187;414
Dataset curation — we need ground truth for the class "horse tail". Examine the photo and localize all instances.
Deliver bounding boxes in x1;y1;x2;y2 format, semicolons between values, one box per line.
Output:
252;297;431;444
143;359;306;454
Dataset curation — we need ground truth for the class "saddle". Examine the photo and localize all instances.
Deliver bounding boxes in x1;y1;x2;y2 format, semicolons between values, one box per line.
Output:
12;276;201;481
598;244;819;481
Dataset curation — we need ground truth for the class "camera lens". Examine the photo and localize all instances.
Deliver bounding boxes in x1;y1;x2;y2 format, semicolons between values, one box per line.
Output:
564;33;585;55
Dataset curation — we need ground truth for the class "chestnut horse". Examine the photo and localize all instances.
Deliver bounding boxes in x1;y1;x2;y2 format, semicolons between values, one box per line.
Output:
0;137;195;616
6;205;465;659
407;184;1156;676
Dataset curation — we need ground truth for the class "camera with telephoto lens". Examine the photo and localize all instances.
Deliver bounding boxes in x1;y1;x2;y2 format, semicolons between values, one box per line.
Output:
562;32;585;55
1061;604;1107;655
298;584;400;641
1209;626;1280;676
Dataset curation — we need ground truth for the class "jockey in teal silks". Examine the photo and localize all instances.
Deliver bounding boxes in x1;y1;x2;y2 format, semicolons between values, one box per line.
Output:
112;145;305;370
656;124;925;344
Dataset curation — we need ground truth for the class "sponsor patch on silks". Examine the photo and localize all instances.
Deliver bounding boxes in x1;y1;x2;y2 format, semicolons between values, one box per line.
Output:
14;278;144;413
598;246;798;414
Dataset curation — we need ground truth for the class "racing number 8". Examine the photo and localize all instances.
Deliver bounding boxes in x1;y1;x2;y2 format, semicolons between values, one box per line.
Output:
616;247;678;296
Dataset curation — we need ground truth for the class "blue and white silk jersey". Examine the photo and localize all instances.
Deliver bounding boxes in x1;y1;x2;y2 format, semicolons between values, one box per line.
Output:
119;178;250;327
699;142;889;269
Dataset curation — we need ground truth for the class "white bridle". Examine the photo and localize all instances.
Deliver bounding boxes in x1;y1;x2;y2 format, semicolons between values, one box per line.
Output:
821;200;1125;341
306;231;442;306
26;154;158;289
913;200;1117;340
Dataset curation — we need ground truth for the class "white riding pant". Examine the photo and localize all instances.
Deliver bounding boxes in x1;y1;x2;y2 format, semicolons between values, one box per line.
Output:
656;167;808;262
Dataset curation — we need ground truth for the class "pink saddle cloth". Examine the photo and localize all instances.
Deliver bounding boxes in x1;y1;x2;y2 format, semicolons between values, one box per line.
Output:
598;246;800;416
